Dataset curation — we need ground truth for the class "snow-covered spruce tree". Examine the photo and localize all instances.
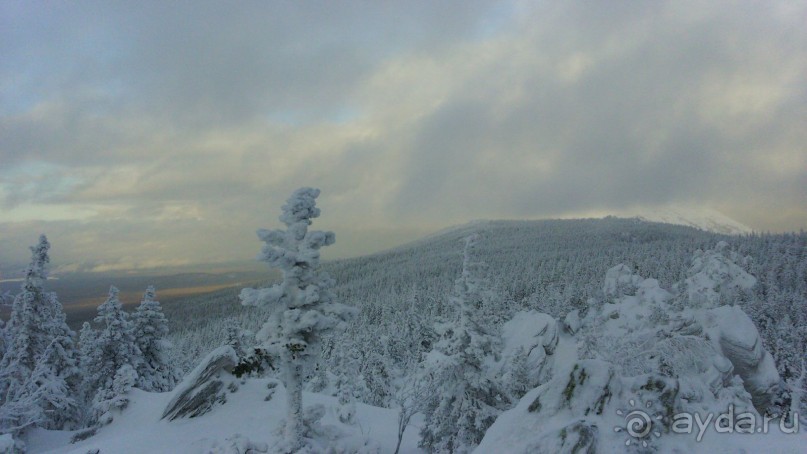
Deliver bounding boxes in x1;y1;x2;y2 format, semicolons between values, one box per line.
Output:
504;346;530;400
0;235;60;405
2;334;82;431
0;319;5;365
87;286;142;423
0;235;81;434
0;291;12;361
224;319;248;360
132;286;176;392
93;364;138;426
419;234;509;453
239;187;354;452
77;322;99;406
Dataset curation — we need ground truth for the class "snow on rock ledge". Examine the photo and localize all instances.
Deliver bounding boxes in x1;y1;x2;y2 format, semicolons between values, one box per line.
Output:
162;346;239;421
681;241;756;309
497;311;558;388
479;243;779;453
602;264;642;298
708;305;779;412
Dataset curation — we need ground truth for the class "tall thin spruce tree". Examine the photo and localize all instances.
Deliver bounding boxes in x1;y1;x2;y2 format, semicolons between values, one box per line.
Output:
240;187;354;452
419;234;509;453
0;235;57;405
0;235;79;433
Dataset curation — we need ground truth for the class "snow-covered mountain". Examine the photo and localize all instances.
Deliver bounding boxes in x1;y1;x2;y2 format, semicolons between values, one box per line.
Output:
623;206;753;235
22;237;807;454
7;217;804;453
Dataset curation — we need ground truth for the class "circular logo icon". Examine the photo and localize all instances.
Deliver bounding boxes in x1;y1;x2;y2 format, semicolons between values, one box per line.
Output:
615;399;662;448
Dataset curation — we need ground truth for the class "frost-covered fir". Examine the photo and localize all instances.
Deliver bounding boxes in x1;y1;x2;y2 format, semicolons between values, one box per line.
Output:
419;234;510;453
0;236;58;404
77;321;99;408
0;235;79;434
239;187;355;452
86;286;142;423
2;335;81;432
132;286;177;392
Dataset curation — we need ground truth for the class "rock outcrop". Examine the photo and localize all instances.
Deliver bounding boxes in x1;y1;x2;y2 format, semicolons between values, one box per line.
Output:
162;346;239;421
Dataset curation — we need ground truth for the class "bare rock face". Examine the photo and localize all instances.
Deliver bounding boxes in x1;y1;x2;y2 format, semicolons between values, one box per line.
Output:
162;346;239;421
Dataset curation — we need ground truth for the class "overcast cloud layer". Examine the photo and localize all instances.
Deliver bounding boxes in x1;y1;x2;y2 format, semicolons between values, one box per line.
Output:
1;1;806;271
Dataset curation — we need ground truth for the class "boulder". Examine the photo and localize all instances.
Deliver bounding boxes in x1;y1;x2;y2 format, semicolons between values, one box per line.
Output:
162;346;239;421
709;305;780;412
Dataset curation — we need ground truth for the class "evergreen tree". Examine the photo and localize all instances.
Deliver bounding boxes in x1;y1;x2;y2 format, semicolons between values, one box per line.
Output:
0;235;80;433
88;286;141;421
239;187;355;452
0;318;6;364
0;290;11;360
224;319;246;359
77;322;99;406
419;234;509;453
93;364;138;425
3;335;81;431
132;286;176;392
505;346;530;400
0;235;58;405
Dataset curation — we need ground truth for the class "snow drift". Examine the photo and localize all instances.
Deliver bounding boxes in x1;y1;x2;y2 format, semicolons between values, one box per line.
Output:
478;243;786;453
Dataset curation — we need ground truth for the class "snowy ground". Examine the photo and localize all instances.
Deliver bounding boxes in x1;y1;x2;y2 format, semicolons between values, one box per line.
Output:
477;329;807;453
26;379;424;454
21;350;807;454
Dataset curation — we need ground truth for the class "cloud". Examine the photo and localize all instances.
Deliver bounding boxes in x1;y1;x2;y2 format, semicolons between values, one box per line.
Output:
1;0;805;268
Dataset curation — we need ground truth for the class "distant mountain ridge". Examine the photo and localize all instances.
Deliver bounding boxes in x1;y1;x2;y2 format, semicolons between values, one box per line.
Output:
395;208;750;256
625;206;752;235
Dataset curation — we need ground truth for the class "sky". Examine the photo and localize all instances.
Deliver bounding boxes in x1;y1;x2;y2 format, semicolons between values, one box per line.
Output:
1;0;806;273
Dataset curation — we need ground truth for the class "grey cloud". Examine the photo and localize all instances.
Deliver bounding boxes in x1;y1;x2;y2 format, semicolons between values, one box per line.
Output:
1;0;805;268
389;1;806;228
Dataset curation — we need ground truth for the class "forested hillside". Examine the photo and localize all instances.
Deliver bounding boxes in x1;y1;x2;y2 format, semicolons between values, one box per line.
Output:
3;217;805;452
164;218;806;420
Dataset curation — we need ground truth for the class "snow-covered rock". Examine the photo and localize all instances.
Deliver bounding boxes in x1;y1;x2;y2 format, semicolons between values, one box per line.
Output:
681;241;756;309
497;311;559;388
602;264;642;298
478;360;690;453
479;242;782;453
162;346;239;421
195;434;269;453
562;310;581;335
708;305;779;412
0;434;23;454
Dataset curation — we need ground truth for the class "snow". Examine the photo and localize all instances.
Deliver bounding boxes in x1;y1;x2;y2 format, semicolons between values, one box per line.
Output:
0;434;16;453
602;263;642;298
683;243;757;308
628;206;753;235
497;311;558;387
708;305;780;411
29;380;422;454
161;345;238;421
562;310;580;334
477;242;797;453
4;214;804;453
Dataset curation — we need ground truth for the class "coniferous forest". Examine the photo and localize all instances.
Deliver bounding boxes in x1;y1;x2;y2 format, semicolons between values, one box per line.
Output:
1;189;805;452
